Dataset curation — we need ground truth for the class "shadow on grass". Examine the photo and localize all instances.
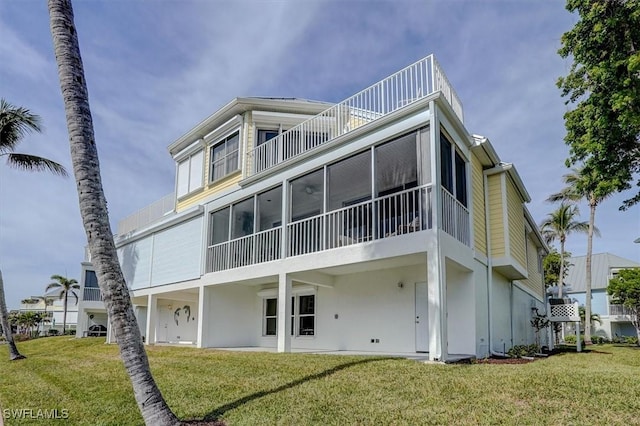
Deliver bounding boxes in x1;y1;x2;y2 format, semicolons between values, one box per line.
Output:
201;357;393;422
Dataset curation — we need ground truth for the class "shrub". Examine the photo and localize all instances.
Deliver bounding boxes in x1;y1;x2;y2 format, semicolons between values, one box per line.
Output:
508;344;539;358
564;335;577;344
47;329;59;336
624;336;638;345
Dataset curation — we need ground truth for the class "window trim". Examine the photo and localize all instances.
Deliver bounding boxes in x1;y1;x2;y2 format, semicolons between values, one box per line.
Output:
176;149;205;199
209;131;241;184
259;287;316;338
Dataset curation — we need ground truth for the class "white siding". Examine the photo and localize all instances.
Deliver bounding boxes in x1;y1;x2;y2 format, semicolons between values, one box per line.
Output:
151;217;203;286
119;237;153;289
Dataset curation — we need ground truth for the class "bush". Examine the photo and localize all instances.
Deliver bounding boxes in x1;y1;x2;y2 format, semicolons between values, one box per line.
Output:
564;335;577;344
508;344;539;358
624;336;638;345
47;329;59;336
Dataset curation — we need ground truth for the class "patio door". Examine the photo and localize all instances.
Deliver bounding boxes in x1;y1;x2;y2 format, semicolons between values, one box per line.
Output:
415;281;429;352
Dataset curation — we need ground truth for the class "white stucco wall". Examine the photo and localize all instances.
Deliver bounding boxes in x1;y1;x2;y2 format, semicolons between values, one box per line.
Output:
156;300;198;343
473;259;490;358
446;262;475;355
205;284;259;347
491;271;511;353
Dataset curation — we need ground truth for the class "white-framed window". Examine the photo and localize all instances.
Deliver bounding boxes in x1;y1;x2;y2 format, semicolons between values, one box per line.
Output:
262;293;316;337
264;298;277;336
176;150;204;198
257;128;279;146
210;132;240;182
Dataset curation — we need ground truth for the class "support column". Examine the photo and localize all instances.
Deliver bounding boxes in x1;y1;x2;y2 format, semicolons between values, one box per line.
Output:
196;286;208;348
428;249;448;361
277;273;292;352
146;294;157;345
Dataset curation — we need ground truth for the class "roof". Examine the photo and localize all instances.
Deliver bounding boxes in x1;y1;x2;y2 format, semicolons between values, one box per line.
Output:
168;97;332;155
565;253;640;292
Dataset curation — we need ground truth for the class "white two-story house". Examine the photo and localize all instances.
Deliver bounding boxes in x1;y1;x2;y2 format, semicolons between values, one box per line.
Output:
76;55;548;361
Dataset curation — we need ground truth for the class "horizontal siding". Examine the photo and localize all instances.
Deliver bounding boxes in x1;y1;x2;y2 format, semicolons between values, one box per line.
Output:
471;153;486;255
520;235;544;297
506;177;526;268
118;236;152;289
151;217;203;286
487;174;505;257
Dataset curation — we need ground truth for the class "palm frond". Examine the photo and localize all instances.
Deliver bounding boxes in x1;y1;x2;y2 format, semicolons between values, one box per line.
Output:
45;283;62;292
4;153;68;176
0;99;42;152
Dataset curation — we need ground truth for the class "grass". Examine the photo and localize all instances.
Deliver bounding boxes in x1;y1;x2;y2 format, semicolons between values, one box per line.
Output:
1;338;639;425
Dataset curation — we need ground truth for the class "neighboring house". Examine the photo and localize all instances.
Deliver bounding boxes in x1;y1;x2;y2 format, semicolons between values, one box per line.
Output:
18;293;78;334
76;55;548;361
565;253;640;339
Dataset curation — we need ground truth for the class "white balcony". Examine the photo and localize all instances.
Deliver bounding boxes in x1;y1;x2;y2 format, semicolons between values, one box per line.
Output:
609;304;635;318
249;55;463;176
204;184;475;273
83;288;103;302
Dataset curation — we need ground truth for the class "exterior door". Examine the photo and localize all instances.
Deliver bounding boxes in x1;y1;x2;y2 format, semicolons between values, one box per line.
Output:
415;281;429;352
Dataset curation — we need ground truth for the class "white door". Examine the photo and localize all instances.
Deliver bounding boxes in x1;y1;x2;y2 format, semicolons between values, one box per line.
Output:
415;281;429;352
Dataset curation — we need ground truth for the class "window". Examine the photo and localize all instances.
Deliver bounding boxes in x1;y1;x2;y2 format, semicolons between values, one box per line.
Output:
209;207;230;246
262;294;316;337
85;270;98;288
290;169;324;221
375;133;418;197
257;129;279;146
440;133;467;207
176;150;204;198
210;132;240;182
264;298;277;336
298;295;315;336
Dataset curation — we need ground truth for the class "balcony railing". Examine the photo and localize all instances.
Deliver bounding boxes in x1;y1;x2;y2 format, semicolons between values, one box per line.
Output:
249;55;463;175
207;227;282;273
206;185;433;272
83;287;103;302
441;188;470;246
116;192;175;236
609;304;635;316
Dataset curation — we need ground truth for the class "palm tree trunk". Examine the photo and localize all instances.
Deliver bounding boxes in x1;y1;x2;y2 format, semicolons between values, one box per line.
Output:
584;199;596;345
558;238;565;299
48;1;179;424
0;270;26;360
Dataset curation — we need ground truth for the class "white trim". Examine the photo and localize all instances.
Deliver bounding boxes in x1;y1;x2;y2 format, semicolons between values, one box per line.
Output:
173;138;205;162
252;110;318;127
204;115;243;145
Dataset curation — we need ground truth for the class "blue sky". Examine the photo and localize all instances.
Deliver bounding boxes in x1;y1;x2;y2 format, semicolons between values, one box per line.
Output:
1;0;638;309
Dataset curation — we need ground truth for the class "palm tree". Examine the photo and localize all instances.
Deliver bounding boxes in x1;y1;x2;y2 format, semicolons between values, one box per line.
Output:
0;100;67;361
548;167;610;345
45;275;79;333
48;1;179;424
539;203;590;299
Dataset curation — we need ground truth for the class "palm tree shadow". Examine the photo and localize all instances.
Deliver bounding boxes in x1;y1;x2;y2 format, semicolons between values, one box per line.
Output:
202;357;393;421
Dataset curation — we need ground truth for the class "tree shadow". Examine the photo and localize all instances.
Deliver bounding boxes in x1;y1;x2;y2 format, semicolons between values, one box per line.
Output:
201;357;394;422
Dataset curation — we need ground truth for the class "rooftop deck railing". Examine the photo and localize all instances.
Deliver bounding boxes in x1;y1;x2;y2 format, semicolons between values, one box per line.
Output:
250;55;463;175
116;192;175;236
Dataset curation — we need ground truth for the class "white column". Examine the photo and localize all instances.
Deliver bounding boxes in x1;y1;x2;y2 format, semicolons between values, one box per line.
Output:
428;248;448;361
277;273;292;352
196;286;207;348
146;294;157;345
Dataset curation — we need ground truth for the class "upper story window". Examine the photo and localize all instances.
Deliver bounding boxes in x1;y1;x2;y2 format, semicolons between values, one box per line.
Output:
177;150;204;198
440;133;467;207
85;270;98;288
257;129;279;146
210;132;240;182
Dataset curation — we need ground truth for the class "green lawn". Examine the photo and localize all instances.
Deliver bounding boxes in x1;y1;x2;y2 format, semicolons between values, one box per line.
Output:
1;338;639;425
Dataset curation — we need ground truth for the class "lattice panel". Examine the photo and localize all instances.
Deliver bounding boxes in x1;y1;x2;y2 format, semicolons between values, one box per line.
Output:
549;303;580;322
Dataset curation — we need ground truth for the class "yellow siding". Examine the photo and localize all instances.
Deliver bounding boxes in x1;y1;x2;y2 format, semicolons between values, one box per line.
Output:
487;174;505;257
506;177;526;268
471;153;486;256
244;112;254;175
521;235;544;297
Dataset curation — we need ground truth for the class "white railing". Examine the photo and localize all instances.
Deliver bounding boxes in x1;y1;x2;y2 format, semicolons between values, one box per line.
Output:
117;192;175;235
206;227;282;273
205;186;432;271
250;55;463;175
441;188;470;246
289;185;432;256
83;287;102;302
609;304;635;316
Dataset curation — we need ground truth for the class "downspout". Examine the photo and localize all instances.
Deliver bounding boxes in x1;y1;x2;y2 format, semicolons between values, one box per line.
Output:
483;162;514;357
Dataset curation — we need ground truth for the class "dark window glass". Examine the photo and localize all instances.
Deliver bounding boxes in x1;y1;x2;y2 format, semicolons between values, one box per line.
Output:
85;270;99;288
440;134;453;193
454;151;467;206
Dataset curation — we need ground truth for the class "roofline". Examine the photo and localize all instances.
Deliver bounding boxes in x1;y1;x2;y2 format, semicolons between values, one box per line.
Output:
168;97;332;155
